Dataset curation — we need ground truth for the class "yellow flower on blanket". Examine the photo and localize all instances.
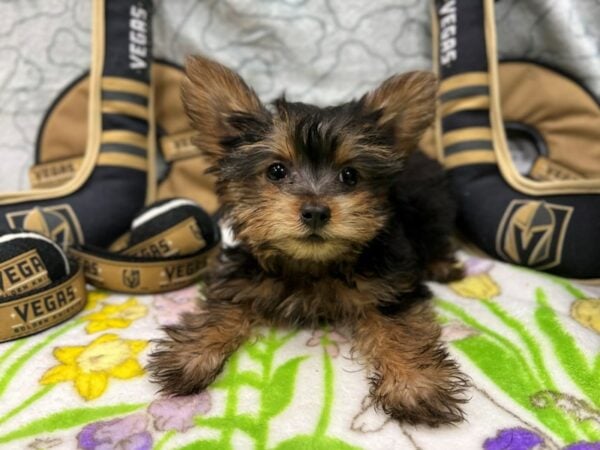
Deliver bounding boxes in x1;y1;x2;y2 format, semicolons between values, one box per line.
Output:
83;298;148;333
450;274;500;299
570;298;600;334
449;257;500;300
40;334;147;400
84;289;110;311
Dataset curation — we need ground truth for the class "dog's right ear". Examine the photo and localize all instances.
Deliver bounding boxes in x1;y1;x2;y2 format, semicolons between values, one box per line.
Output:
182;55;270;165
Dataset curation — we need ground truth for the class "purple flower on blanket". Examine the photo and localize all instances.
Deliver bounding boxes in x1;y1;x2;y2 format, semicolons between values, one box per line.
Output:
77;413;152;450
306;329;349;358
464;257;494;276
148;391;212;432
153;285;201;326
564;443;600;450
484;428;544;450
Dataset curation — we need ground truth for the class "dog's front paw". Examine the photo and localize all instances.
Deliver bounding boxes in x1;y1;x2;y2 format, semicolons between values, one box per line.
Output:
147;333;225;396
370;364;470;426
426;258;465;283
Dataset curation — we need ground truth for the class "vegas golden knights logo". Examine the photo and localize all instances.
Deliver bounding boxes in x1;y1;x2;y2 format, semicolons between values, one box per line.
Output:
5;205;83;250
496;200;573;270
122;269;141;289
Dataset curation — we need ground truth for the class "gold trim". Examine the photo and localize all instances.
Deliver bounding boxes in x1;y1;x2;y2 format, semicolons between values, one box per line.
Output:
145;68;157;204
98;153;147;171
431;1;444;163
101;77;150;97
483;0;600;194
441;95;490;117
445;150;497;169
69;247;214;294
101;130;147;148
442;127;493;147
439;72;489;95
102;101;149;120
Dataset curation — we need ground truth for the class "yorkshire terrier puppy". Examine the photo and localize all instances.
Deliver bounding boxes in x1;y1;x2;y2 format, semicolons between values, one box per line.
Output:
148;55;469;426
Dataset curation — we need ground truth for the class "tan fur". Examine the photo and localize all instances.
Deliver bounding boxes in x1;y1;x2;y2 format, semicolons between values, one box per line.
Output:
206;256;414;327
148;302;257;395
333;132;394;167
222;180;388;265
182;56;266;161
353;303;468;426
148;55;468;427
426;258;465;283
363;71;437;155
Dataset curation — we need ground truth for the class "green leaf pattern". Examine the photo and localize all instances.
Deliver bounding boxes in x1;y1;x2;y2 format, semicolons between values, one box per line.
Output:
0;259;599;449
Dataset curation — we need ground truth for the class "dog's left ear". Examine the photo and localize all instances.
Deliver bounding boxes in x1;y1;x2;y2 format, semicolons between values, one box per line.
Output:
182;55;270;165
362;71;437;154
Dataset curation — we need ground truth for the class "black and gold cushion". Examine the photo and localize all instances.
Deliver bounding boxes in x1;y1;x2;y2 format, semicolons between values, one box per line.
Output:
427;0;600;279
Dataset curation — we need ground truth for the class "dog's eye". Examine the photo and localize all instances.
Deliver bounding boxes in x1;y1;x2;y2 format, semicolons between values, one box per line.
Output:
267;163;288;181
339;167;358;186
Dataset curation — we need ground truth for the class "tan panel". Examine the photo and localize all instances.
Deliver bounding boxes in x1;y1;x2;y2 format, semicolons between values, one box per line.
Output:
33;63;218;207
102;101;149;120
29;157;83;189
445;150;497;169
101;130;147;148
102;77;150;97
154;63;218;211
441;95;490;117
499;62;600;179
38;78;89;164
157;158;219;214
154;64;192;134
160;131;202;161
98;153;147;171
442;127;492;147
530;157;583;181
439;72;489;95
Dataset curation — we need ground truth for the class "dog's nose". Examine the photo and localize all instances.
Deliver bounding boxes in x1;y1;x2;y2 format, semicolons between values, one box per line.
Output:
300;204;331;229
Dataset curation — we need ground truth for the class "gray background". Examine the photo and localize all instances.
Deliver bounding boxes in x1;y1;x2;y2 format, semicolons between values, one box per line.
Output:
1;0;599;191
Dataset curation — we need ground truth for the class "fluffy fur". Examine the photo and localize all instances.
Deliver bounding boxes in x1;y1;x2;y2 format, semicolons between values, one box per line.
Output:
148;55;469;426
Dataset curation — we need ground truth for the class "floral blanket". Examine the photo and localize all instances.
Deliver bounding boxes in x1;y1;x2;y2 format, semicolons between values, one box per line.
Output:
0;254;599;450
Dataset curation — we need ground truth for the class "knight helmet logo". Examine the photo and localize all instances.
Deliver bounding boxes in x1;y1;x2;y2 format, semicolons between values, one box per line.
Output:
122;269;141;289
496;200;573;270
5;205;83;250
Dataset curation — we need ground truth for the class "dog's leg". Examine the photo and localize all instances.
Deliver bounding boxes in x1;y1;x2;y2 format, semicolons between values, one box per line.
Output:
426;256;464;283
353;302;469;426
147;302;254;396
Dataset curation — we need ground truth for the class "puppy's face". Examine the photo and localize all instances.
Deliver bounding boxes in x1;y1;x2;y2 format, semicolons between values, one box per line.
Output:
182;56;436;263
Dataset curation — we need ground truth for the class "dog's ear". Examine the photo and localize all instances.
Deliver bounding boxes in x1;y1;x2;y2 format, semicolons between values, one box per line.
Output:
362;71;437;154
182;55;270;165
